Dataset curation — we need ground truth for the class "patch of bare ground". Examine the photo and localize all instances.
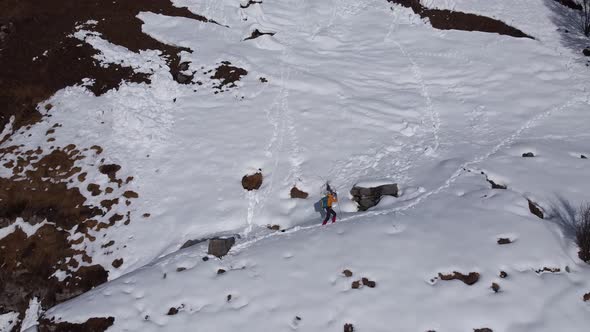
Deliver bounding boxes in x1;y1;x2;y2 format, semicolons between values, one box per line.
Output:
0;144;136;324
389;0;532;39
38;317;114;332
438;271;480;285
0;0;219;133
211;61;248;90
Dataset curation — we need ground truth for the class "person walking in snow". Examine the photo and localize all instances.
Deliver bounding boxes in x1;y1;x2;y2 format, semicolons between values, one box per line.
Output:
321;190;338;225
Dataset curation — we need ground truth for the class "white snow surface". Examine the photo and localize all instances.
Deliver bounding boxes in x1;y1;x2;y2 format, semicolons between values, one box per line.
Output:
3;0;590;330
20;298;41;332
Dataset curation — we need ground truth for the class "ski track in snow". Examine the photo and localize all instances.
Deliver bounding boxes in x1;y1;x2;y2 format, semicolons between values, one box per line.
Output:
233;94;588;253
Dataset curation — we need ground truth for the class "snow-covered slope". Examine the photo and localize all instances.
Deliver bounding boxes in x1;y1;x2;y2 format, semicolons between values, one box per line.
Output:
2;0;590;330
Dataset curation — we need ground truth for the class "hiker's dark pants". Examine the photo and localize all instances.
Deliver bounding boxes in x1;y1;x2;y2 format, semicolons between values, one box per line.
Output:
323;207;337;223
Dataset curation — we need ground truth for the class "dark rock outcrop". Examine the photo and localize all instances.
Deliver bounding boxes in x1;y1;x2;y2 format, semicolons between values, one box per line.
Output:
208;237;236;258
497;238;512;245
528;199;544;219
522;152;535;157
344;323;354;332
242;171;263;190
584;48;590;57
350;183;398;211
438;271;480;285
290;186;308;199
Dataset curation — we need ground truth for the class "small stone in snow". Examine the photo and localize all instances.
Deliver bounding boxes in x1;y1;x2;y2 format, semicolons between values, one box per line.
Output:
522;152;535;157
342;269;353;277
499;271;508;278
491;282;500;293
217;268;226;275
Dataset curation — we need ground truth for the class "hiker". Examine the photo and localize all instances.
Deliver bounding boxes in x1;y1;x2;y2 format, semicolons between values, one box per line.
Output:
321;190;338;225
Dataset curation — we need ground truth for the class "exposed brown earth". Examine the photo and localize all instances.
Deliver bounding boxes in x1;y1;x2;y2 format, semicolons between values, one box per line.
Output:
438;271;480;285
242;171;263;190
0;0;219;133
0;144;136;324
389;0;532;39
211;61;248;90
38;317;114;332
290;186;309;199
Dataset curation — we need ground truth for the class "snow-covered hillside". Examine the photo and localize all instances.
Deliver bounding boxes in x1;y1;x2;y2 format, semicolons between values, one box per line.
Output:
1;0;590;331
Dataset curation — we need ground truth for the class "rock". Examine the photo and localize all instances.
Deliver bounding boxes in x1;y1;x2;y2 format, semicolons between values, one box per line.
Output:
111;258;123;268
176;267;186;272
174;72;193;84
497;238;511;245
242;171;263;190
474;329;493;332
267;224;281;231
487;179;507;190
584;292;590;302
584;48;590;57
208;237;236;258
217;268;226;274
499;271;508;278
202;256;209;262
582;155;587;159
528;199;544;219
350;183;398;211
362;277;376;288
344;323;354;332
123;190;138;198
351;280;361;289
179;62;190;71
167;307;179;315
342;269;353;277
491;282;500;293
438;271;480;285
290;186;309;199
227;294;232;302
522;152;535;157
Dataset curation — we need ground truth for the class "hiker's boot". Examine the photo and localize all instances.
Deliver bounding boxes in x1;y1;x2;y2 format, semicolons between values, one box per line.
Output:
332;216;336;223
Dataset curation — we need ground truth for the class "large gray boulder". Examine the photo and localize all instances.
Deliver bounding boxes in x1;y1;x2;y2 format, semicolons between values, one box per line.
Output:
350;184;398;211
208;237;236;258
